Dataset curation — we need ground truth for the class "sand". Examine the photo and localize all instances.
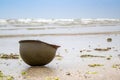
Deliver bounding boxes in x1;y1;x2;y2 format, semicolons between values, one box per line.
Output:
0;26;120;80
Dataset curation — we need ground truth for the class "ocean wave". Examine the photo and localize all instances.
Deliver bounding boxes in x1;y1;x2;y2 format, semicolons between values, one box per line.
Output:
0;19;120;27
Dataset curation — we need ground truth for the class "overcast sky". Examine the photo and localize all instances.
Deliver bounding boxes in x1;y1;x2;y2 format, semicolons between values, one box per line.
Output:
0;0;120;19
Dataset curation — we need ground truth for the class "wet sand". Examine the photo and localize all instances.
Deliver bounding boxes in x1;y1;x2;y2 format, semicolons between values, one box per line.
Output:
0;25;120;80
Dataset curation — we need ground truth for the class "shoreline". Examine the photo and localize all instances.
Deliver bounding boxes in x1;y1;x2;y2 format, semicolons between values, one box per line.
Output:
0;31;120;38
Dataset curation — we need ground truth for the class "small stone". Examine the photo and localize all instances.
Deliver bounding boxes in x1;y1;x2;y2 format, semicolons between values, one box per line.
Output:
80;50;82;53
106;55;112;60
66;72;71;75
106;57;111;60
107;38;112;42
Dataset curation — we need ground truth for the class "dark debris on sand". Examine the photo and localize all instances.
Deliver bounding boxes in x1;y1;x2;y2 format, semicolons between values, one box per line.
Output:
80;54;105;58
0;53;19;59
94;47;111;51
107;38;112;42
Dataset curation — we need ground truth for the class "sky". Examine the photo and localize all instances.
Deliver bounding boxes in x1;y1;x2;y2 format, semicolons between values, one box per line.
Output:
0;0;120;19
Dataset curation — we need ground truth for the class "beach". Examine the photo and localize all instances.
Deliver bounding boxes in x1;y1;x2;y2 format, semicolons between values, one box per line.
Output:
0;22;120;80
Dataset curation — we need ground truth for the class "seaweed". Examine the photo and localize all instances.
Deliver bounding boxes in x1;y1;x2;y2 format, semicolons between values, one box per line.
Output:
88;64;104;67
112;64;120;69
6;76;14;80
80;54;105;58
21;71;27;75
0;53;19;59
86;71;97;74
94;47;111;51
0;71;3;77
0;71;14;80
80;49;92;53
45;76;60;80
55;54;63;60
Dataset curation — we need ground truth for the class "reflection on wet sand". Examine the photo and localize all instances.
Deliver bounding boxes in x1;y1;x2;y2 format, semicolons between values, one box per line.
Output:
24;66;56;80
